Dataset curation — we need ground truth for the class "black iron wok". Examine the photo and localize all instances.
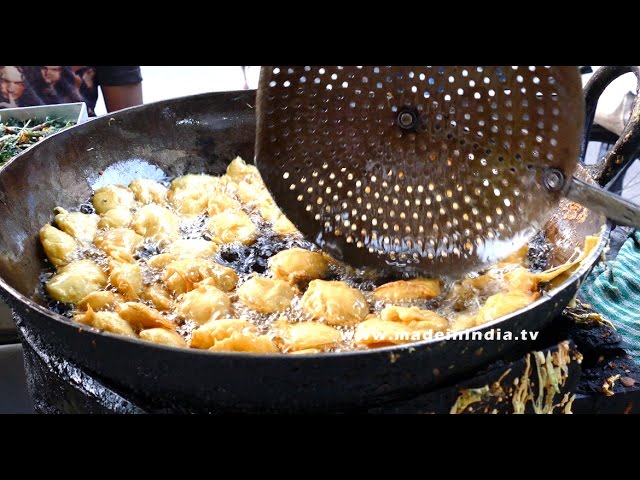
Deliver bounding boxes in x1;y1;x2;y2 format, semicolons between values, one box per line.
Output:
0;73;635;412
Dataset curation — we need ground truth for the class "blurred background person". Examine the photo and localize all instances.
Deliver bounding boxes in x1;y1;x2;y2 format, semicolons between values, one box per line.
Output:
33;66;83;106
0;66;142;116
0;66;38;108
40;66;63;93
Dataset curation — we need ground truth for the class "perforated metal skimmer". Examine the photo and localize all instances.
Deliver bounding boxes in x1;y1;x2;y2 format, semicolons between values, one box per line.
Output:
255;66;640;276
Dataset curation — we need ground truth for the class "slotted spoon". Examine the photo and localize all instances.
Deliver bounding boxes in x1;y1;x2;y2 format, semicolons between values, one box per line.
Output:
255;66;640;276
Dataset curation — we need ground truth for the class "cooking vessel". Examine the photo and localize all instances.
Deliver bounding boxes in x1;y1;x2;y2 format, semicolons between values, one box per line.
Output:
0;75;635;412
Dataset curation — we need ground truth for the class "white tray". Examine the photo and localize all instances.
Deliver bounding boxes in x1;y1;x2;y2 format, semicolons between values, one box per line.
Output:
0;102;89;125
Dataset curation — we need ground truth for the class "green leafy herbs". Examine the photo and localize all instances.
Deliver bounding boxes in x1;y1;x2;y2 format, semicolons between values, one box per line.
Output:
0;116;75;165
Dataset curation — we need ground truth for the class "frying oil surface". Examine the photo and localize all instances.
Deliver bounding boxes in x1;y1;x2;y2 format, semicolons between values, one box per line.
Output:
39;157;584;355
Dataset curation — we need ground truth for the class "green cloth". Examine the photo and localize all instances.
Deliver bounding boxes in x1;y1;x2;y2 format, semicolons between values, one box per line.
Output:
579;229;640;359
